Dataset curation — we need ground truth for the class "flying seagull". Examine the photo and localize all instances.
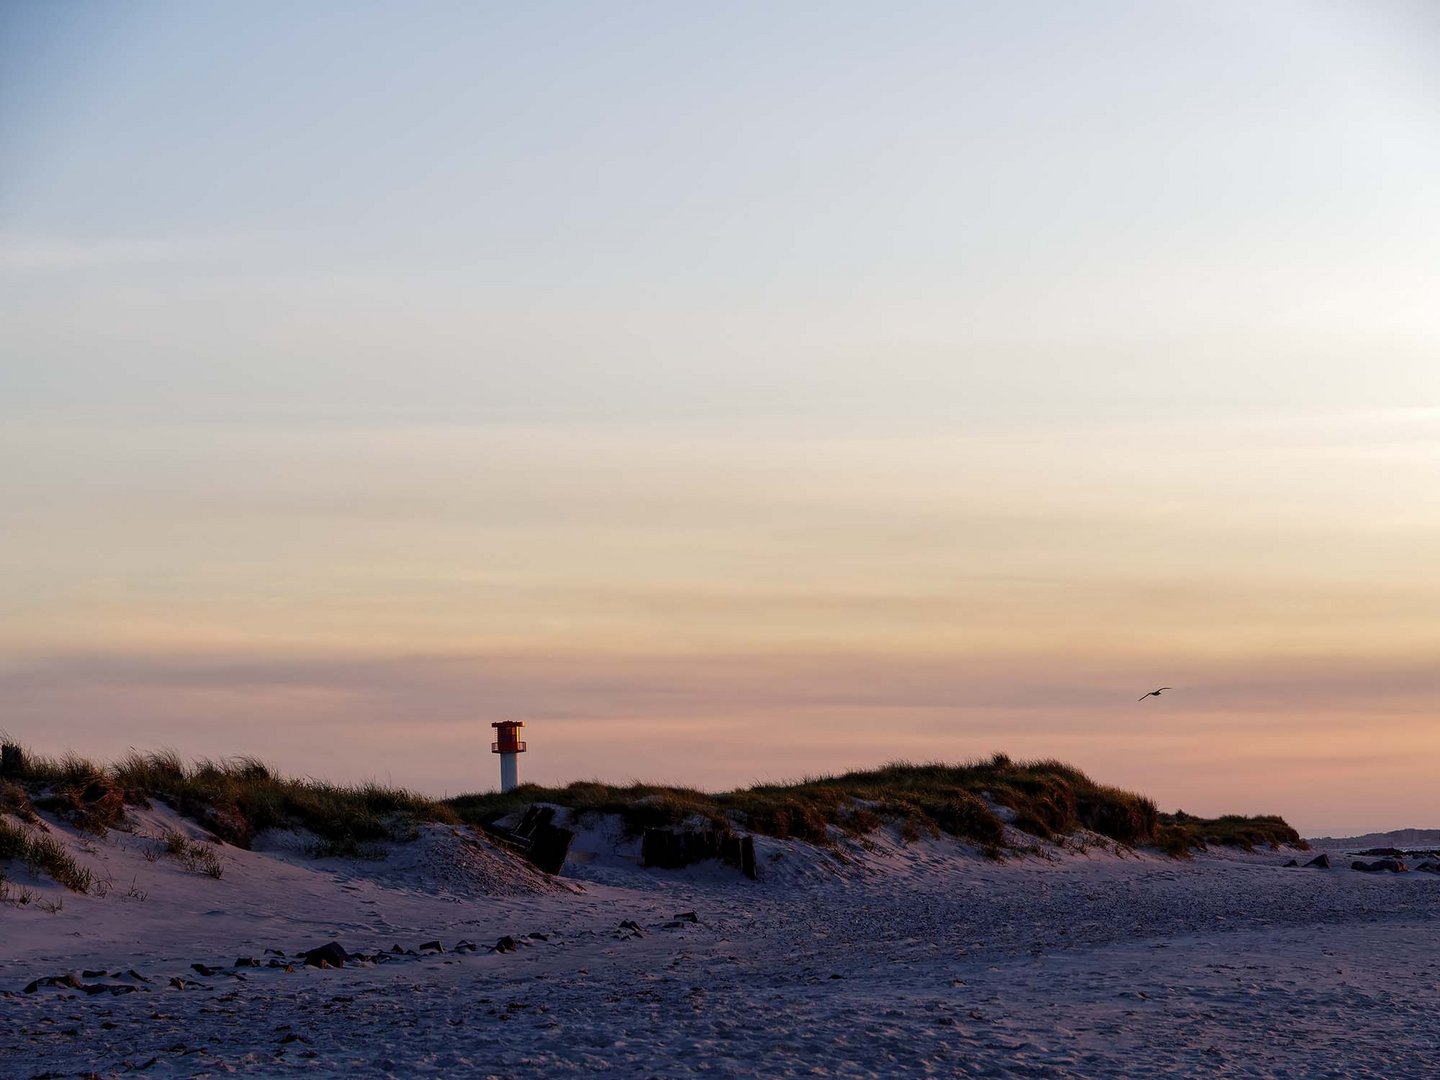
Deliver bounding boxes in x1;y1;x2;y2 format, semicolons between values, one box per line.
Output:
1138;687;1172;701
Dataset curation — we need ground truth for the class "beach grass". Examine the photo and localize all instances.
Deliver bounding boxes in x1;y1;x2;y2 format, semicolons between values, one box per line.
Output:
446;754;1305;856
0;744;457;854
0;815;95;893
1;741;1303;865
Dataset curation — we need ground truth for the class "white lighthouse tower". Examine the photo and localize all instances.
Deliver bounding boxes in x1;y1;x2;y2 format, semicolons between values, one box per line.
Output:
492;720;526;792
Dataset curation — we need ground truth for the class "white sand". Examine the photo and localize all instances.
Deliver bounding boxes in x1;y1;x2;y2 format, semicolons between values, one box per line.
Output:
4;805;1440;1077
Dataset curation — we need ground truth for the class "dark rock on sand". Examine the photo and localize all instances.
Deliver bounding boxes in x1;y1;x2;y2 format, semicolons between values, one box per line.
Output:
23;974;84;994
302;942;349;969
82;983;137;996
1351;859;1407;872
1305;853;1331;869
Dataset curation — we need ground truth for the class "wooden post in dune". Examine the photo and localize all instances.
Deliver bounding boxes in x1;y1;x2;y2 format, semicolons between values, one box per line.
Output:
0;743;25;778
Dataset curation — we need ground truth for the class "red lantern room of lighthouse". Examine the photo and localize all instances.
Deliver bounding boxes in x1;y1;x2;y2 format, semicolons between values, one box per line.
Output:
492;721;526;792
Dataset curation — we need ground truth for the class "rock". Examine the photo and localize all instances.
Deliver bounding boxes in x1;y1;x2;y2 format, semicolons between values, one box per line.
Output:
1351;859;1408;872
124;970;150;982
23;974;84;994
1283;859;1299;867
1415;862;1440;873
82;983;137;996
191;964;220;977
234;957;261;967
494;936;519;953
1304;853;1331;869
454;941;478;953
167;978;186;990
673;911;699;922
82;969;109;978
301;942;349;969
418;940;444;953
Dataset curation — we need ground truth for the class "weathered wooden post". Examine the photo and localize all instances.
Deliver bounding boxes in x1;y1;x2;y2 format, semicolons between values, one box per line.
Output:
0;743;25;778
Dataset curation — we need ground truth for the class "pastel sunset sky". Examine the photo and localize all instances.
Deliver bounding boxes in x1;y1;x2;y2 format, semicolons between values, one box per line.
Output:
4;2;1438;833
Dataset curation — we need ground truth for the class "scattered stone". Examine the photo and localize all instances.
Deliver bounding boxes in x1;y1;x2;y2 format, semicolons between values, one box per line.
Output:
82;983;137;996
23;974;84;994
191;964;220;977
494;936;519;953
1283;859;1299;867
168;978;186;991
454;941;478;953
418;940;444;953
82;969;109;978
234;957;261;968
1305;853;1332;869
264;949;286;957
673;911;699;923
1351;859;1408;873
526;932;550;941
302;942;349;969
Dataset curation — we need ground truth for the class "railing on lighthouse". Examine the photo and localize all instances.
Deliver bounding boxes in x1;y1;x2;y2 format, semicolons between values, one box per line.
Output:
492;721;526;792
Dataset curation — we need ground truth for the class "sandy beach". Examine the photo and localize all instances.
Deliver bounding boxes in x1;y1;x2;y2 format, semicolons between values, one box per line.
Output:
4;805;1440;1078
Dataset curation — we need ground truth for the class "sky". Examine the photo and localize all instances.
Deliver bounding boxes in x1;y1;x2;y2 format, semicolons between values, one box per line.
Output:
3;1;1438;834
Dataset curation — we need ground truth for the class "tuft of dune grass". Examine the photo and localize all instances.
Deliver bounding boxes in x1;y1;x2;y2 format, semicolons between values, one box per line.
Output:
0;816;94;892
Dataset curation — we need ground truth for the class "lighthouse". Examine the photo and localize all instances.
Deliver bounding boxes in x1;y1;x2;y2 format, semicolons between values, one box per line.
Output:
491;721;526;792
